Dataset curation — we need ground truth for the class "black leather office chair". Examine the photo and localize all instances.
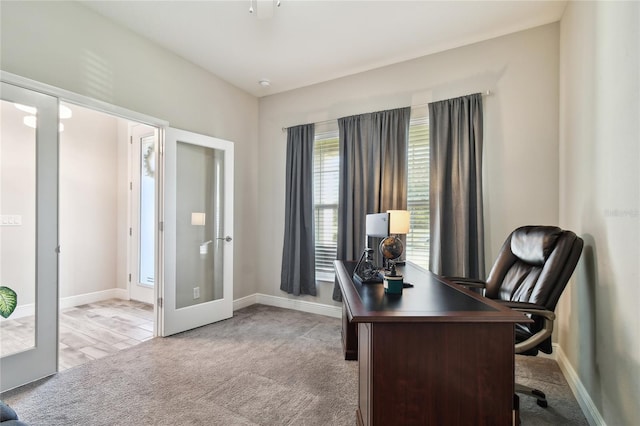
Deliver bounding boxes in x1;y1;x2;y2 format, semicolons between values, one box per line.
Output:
447;225;583;408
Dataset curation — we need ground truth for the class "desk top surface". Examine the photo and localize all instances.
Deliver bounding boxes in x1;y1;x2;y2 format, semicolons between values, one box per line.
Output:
335;260;528;323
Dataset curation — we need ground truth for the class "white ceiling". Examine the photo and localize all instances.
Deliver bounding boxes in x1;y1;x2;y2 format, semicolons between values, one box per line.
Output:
78;0;567;98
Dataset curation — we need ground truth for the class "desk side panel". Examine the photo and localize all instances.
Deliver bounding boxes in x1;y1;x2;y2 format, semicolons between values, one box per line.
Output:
370;322;515;426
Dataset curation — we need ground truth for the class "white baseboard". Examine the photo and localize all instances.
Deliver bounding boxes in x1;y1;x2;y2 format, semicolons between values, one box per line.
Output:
233;293;341;319
6;290;339;322
0;303;35;321
233;294;258;311
555;344;606;426
1;288;129;321
59;288;129;310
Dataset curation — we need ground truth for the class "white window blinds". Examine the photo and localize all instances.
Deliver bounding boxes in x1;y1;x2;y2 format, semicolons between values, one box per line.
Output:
406;113;430;269
313;131;339;281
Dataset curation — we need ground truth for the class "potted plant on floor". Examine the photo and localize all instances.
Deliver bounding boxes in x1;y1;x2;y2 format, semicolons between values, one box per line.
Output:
0;286;17;318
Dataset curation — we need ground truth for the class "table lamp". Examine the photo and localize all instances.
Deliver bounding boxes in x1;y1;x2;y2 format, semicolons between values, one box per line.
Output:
380;210;410;294
383;210;410;264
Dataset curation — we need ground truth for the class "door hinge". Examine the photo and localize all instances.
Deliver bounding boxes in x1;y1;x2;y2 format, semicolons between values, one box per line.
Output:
128;273;131;282
130;182;133;190
129;228;132;236
157;297;163;308
159;221;164;231
130;136;133;144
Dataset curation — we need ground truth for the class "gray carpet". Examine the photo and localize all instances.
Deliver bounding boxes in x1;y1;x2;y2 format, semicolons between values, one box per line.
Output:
1;304;587;425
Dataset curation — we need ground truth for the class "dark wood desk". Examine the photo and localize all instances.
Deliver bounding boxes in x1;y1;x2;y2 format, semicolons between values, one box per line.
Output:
335;260;529;426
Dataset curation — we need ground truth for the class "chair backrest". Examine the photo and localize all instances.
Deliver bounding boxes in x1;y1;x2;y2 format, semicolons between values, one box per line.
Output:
484;226;584;310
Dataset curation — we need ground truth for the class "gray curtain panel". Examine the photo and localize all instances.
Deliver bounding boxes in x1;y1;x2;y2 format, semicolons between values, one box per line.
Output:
428;93;485;278
280;124;317;296
333;107;411;301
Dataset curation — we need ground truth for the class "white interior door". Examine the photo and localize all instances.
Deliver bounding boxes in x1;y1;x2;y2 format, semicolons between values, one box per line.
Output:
0;82;59;391
160;128;234;336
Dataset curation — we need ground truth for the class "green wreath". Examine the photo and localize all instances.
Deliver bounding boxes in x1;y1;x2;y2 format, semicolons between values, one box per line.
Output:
143;144;155;177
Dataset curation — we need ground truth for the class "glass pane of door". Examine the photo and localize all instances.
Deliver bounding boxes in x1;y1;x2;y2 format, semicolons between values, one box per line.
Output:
0;99;36;356
129;124;157;305
139;135;155;287
175;142;225;308
0;82;59;392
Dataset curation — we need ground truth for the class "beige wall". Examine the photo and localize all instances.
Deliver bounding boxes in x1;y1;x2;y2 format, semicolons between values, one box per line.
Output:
258;23;561;306
59;105;120;299
559;2;640;425
0;1;260;300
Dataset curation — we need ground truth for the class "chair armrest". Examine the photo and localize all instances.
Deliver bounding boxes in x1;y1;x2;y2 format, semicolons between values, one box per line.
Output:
497;301;556;321
497;301;556;354
445;277;487;289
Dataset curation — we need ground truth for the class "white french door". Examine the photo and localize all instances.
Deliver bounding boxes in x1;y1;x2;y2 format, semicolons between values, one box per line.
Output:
0;82;59;391
159;128;234;336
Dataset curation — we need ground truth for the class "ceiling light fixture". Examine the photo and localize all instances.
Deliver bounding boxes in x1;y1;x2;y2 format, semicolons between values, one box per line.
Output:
23;115;37;128
22;116;65;132
14;103;37;115
59;104;73;119
15;103;73;119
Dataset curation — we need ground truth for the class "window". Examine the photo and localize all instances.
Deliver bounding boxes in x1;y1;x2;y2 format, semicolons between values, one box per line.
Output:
406;111;430;269
312;111;430;278
313;130;339;281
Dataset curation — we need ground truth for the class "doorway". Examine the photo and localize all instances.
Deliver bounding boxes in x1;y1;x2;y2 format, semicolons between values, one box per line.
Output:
56;102;157;369
0;97;159;380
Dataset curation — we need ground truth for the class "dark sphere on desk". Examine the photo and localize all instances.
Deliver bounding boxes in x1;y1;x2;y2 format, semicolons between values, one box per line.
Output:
379;236;403;260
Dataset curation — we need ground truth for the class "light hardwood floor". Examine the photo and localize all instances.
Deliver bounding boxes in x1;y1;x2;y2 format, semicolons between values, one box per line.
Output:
0;299;154;371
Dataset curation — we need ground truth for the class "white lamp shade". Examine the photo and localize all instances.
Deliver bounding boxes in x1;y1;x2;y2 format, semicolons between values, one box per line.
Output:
388;210;410;234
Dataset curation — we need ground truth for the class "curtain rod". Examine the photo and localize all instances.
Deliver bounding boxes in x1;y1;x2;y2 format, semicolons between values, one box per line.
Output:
281;90;492;132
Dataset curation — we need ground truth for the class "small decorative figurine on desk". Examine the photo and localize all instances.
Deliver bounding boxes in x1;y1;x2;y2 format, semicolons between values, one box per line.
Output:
353;248;383;283
383;261;404;294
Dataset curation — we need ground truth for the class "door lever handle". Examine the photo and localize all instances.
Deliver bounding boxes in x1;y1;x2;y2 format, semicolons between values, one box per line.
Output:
216;236;233;242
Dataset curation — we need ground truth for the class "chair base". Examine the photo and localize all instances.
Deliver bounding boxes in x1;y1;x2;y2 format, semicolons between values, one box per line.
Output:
516;383;548;408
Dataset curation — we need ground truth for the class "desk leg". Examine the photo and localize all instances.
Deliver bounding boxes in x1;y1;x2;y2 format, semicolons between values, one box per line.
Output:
357;323;371;425
342;303;358;360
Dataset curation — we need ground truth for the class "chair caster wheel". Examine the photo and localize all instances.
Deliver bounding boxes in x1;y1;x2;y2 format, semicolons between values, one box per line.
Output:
532;389;547;408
